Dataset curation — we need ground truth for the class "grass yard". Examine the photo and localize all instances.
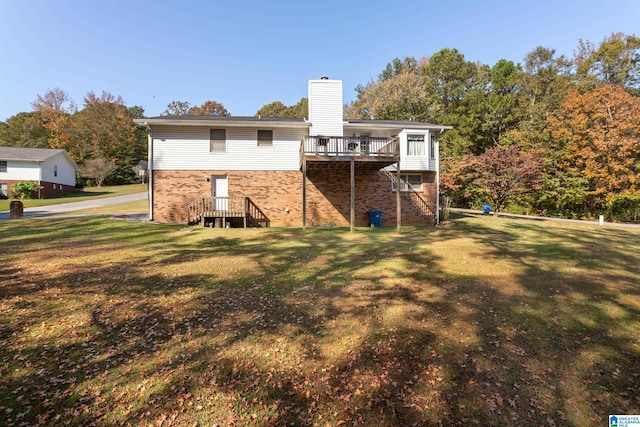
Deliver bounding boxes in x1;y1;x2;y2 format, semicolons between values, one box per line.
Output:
0;184;147;211
1;215;639;426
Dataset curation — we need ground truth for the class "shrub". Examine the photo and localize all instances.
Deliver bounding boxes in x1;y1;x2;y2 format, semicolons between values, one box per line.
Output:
12;181;43;199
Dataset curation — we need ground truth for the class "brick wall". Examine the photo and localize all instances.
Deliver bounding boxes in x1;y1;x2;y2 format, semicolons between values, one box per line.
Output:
0;180;75;199
152;169;437;226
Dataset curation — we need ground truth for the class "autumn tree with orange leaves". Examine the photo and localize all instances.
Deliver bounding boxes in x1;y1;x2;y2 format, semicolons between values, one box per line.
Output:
550;84;640;218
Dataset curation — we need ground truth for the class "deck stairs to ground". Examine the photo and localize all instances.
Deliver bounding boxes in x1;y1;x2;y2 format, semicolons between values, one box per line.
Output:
186;196;270;227
382;170;437;223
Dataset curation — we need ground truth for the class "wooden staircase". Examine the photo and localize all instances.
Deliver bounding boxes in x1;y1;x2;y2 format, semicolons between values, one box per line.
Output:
383;170;437;224
186;196;270;227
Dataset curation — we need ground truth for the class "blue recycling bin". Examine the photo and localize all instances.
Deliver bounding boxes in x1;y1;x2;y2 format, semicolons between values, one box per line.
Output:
482;204;491;214
368;210;383;227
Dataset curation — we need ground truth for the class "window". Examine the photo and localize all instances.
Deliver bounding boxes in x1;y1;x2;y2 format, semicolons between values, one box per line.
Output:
210;129;226;152
430;134;437;159
407;134;425;156
0;160;6;172
0;183;6;197
392;173;423;192
54;165;58;177
257;130;273;147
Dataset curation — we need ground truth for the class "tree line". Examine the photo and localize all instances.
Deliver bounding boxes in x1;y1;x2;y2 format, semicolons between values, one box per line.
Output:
0;89;147;187
348;33;640;222
1;33;637;220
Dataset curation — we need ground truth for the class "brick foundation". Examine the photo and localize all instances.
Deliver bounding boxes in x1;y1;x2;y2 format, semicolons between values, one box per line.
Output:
0;180;76;199
151;169;437;227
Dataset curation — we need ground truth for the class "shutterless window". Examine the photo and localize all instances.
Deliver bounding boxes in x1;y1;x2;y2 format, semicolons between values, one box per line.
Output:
257;130;273;147
210;129;226;152
407;134;425;156
392;173;423;192
54;165;58;177
0;161;6;172
0;183;7;196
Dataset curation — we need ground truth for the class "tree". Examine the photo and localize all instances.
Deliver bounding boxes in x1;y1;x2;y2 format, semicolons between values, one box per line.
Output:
470;145;543;212
67;92;147;184
575;33;640;93
163;100;230;116
187;100;230;116
549;84;640;216
162;101;192;116
80;157;117;188
347;67;435;121
256;98;308;118
31;88;75;151
0;112;50;148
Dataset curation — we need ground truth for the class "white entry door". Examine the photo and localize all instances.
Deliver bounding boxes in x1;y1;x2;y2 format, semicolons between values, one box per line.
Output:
212;175;228;210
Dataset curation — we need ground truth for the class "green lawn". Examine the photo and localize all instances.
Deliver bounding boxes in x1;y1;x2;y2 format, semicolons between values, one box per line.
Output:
0;184;147;211
1;216;639;426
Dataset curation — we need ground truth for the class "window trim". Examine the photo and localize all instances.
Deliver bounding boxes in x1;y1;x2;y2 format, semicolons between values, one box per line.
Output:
209;128;226;153
257;129;273;147
430;134;437;159
407;134;426;156
392;173;423;192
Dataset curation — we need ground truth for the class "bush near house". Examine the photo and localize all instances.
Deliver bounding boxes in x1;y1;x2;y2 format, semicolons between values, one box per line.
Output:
11;180;43;199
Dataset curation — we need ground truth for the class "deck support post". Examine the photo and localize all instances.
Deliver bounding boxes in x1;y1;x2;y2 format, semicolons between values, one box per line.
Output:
302;158;307;233
350;158;355;233
396;160;401;234
201;198;205;227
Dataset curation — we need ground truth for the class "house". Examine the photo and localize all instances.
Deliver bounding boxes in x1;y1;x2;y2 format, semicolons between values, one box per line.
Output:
134;78;451;229
0;146;79;199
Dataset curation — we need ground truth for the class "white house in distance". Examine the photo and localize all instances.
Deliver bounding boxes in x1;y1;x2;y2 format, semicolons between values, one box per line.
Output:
135;78;451;230
0;146;79;198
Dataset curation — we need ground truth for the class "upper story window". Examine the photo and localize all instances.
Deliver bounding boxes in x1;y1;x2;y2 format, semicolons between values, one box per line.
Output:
407;134;425;156
0;160;6;172
210;129;226;153
430;134;437;159
257;130;273;147
392;173;423;192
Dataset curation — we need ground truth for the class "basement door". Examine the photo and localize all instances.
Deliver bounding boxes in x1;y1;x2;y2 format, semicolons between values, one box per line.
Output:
211;175;228;210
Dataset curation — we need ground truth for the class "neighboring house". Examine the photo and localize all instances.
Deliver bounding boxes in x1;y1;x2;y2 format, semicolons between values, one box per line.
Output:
0;147;79;199
134;78;451;228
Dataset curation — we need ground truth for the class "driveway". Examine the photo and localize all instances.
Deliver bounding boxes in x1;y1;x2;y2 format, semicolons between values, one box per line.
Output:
0;192;148;221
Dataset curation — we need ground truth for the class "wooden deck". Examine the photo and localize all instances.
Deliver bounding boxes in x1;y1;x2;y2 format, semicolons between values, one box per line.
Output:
187;196;270;227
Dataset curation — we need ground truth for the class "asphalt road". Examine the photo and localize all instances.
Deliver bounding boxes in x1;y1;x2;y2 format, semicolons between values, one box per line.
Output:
0;192;148;221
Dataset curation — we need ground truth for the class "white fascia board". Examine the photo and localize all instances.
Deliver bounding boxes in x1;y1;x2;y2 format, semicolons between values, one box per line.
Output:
134;118;310;129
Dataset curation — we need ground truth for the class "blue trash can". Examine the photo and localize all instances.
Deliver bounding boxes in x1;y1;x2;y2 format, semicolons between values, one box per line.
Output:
482;204;491;214
368;210;383;227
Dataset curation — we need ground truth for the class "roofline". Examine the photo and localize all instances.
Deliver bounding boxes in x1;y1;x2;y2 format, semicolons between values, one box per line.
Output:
0;148;80;170
134;117;311;129
344;120;453;131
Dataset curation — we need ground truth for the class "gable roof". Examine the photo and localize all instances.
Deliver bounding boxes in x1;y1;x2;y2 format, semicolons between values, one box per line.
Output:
0;146;80;171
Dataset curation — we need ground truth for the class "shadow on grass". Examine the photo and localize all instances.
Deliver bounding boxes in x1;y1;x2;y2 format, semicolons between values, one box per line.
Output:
0;217;639;426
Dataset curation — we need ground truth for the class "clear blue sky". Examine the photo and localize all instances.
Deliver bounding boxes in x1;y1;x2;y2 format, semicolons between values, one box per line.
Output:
1;0;638;121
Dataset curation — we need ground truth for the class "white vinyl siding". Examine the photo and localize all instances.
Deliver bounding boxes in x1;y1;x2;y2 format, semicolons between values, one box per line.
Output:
41;153;77;186
399;130;436;171
308;79;343;137
152;125;306;171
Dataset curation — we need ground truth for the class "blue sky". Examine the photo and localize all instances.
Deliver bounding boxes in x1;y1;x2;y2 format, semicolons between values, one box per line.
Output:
1;0;638;121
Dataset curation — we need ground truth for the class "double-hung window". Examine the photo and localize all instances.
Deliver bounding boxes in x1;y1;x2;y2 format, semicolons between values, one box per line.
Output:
0;160;7;172
210;129;226;153
257;130;273;147
407;134;425;156
392;173;423;192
